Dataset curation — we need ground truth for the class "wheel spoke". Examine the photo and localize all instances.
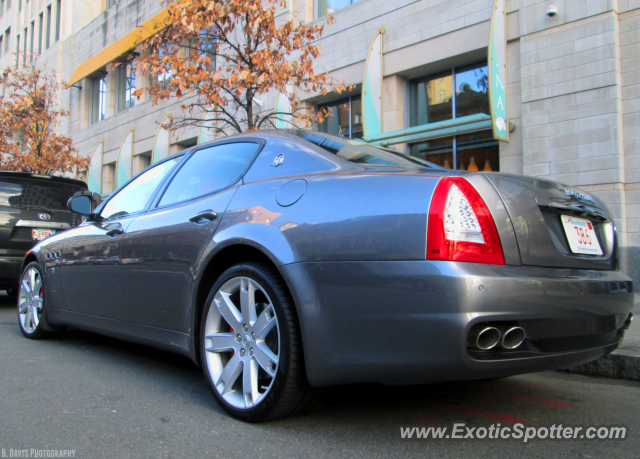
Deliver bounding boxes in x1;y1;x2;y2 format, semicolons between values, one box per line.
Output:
31;307;40;328
32;277;42;295
18;301;28;314
29;269;37;292
205;333;237;352
216;353;242;395
253;305;276;339
21;279;31;294
253;342;278;376
23;307;33;330
240;279;257;326
215;292;242;330
243;358;259;407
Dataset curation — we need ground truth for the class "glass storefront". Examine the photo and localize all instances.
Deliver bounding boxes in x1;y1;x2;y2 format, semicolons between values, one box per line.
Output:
410;62;490;127
409;62;498;171
317;95;363;139
409;130;499;171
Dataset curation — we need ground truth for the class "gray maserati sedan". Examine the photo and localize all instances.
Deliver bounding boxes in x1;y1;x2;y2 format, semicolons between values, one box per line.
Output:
16;129;633;422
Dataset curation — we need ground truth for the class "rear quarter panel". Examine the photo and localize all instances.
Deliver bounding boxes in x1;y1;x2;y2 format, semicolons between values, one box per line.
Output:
208;173;440;265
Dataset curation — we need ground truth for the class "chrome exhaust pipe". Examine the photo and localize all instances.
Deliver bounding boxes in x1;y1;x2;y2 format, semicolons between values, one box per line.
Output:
467;326;501;350
501;327;525;350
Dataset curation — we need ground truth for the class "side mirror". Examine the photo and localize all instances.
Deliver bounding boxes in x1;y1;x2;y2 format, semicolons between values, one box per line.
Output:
67;193;93;217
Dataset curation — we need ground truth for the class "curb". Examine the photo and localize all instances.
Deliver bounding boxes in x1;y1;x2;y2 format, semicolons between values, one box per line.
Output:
560;351;640;382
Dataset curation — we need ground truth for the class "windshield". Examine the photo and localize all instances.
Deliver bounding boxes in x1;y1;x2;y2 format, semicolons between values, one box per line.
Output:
290;130;444;169
0;178;85;211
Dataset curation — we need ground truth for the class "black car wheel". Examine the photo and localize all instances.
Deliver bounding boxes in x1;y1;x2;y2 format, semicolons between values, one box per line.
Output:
200;262;317;422
18;262;63;339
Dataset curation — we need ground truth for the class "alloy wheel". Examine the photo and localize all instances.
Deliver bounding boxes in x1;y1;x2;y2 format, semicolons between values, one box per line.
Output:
18;267;43;334
203;276;280;410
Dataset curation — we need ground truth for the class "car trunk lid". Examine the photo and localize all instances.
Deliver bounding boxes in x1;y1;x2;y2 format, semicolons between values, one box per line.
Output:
483;173;617;270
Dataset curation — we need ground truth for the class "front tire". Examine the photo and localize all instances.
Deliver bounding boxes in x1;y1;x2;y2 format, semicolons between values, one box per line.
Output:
17;262;63;339
200;262;315;422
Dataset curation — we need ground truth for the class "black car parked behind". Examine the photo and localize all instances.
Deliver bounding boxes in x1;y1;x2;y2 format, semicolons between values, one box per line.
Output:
0;172;87;294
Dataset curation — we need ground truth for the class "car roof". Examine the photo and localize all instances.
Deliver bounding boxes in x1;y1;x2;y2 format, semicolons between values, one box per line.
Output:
0;171;88;188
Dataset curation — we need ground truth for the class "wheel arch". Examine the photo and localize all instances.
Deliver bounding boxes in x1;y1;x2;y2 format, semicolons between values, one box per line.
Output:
191;242;301;366
22;252;39;274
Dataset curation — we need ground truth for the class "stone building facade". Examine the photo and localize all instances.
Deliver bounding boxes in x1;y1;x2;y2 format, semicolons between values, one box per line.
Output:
3;0;640;282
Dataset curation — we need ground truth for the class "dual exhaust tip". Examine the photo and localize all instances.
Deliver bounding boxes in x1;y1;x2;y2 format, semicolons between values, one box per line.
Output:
467;325;525;351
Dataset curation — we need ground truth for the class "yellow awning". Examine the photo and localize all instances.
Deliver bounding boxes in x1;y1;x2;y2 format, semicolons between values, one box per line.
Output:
67;9;170;87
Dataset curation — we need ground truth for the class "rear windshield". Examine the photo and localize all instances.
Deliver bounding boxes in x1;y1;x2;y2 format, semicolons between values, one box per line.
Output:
291;130;443;169
0;178;85;211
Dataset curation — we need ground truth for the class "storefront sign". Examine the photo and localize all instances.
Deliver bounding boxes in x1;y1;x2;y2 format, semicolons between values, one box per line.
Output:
116;129;134;188
489;0;509;142
87;140;103;194
362;29;384;138
152;114;172;163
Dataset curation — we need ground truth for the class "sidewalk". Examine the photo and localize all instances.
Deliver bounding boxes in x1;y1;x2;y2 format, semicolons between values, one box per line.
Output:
562;294;640;381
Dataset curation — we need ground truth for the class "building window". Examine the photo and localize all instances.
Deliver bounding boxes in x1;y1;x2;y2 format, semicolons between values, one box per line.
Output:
55;0;61;42
38;12;43;54
410;62;489;127
90;75;107;124
15;34;18;67
0;0;4;18
103;163;116;193
45;5;50;49
409;130;499;171
107;0;119;7
0;36;3;58
5;27;10;55
5;0;9;11
318;0;361;16
29;21;34;56
22;26;26;64
116;62;135;112
316;95;362;139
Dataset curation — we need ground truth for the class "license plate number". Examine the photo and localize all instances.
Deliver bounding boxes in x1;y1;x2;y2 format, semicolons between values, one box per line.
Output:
32;228;55;240
561;215;603;256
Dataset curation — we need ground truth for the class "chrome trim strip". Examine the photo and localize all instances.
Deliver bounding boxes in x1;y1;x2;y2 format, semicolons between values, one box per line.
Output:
15;220;71;229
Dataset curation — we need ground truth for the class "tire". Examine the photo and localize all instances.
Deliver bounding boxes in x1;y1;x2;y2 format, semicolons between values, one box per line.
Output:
200;262;316;422
17;262;64;339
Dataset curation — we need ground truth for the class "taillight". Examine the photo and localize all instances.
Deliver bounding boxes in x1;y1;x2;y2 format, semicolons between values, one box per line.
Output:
427;177;504;265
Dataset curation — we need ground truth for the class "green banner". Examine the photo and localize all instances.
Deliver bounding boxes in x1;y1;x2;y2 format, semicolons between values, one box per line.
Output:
489;0;509;142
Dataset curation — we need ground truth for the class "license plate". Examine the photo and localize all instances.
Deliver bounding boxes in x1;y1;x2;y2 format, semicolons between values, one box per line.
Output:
561;215;603;256
32;228;55;241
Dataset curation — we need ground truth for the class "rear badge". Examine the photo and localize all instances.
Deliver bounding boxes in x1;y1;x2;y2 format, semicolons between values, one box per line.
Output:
38;213;51;220
271;154;285;167
561;188;592;202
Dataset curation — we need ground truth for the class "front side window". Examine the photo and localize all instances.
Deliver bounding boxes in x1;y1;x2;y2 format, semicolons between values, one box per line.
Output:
410;62;489;127
318;0;361;16
101;157;181;219
316;95;362;139
158;142;259;207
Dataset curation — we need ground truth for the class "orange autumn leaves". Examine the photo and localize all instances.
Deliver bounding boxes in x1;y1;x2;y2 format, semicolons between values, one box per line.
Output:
0;57;88;175
132;0;348;134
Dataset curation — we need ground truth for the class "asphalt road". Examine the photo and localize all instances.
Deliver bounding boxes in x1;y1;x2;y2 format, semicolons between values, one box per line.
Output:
1;293;639;459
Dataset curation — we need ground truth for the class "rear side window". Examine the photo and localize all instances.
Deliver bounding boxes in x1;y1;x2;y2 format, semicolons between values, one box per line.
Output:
158;142;258;207
0;179;84;210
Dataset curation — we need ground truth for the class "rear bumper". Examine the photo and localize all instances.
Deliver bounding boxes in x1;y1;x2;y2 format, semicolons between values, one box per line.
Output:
281;261;634;387
0;256;24;289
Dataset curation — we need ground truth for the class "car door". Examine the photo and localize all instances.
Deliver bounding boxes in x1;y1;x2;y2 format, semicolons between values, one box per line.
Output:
120;140;262;333
61;156;184;320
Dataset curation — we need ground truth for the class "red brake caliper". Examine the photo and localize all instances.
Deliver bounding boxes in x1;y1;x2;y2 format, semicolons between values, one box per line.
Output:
230;327;235;357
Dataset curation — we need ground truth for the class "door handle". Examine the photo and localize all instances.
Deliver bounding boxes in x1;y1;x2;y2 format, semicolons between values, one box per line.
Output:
105;227;124;237
189;211;218;224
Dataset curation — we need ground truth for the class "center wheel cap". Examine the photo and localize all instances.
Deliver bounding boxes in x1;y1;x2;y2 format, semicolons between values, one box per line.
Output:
243;334;252;349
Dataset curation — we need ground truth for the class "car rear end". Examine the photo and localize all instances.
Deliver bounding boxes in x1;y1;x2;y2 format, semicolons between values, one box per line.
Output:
417;172;633;381
0;173;86;290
